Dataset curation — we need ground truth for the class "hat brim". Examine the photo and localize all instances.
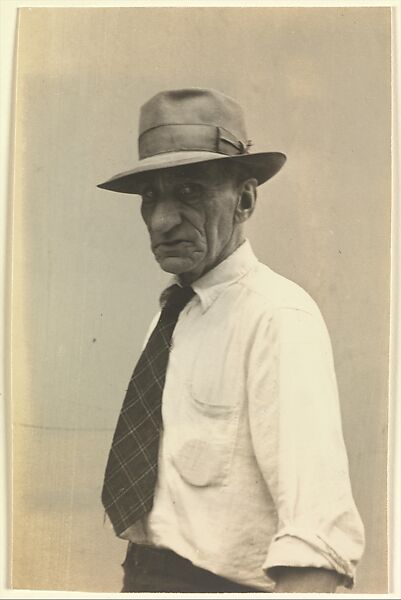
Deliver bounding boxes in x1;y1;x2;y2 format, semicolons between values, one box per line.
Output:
97;151;286;194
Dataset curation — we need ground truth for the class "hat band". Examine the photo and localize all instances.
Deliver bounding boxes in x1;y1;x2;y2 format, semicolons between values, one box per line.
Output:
138;124;249;159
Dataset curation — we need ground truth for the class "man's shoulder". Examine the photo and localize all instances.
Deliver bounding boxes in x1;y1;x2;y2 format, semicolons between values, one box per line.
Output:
239;261;320;318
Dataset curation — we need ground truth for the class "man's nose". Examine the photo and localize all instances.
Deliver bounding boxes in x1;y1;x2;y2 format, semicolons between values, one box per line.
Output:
149;198;182;234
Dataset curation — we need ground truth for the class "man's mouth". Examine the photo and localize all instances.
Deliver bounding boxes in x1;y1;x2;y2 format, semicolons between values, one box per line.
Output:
154;239;192;251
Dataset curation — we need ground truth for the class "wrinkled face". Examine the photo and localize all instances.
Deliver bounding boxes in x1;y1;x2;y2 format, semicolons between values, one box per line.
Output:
139;162;242;283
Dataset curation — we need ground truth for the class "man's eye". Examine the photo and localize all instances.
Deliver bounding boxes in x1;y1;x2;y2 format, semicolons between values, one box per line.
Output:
141;188;157;202
177;183;201;201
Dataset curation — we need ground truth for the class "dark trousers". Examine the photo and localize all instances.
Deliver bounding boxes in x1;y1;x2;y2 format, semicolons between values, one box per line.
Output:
121;542;261;593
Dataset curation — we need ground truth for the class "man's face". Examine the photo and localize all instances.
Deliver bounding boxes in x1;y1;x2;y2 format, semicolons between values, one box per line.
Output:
139;162;241;283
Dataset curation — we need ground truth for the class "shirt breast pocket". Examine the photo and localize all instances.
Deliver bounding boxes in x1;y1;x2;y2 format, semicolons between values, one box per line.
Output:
170;384;240;488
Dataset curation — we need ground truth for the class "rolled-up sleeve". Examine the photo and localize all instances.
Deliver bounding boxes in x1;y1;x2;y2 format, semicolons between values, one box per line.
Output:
247;305;365;587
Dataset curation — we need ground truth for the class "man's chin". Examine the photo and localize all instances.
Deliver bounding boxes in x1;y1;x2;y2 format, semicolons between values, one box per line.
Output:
156;256;200;277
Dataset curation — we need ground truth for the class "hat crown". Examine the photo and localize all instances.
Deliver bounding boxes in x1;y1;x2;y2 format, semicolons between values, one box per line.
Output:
139;88;248;142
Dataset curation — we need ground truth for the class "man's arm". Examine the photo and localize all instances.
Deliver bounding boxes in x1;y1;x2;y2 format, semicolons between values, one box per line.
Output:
247;306;365;589
271;566;341;593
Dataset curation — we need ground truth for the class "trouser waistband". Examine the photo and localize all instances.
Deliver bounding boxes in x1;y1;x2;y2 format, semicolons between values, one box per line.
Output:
124;542;260;592
126;542;195;573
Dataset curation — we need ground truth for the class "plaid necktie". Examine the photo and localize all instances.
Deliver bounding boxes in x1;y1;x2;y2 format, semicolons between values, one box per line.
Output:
102;284;195;536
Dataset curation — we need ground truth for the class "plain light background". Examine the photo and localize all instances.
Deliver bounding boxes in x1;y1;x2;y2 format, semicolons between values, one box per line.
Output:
10;7;391;593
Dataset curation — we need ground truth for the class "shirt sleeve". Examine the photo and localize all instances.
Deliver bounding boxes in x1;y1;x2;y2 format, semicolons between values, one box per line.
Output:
247;305;365;588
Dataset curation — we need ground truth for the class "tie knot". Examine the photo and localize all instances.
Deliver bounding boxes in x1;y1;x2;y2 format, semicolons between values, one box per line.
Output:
161;284;195;314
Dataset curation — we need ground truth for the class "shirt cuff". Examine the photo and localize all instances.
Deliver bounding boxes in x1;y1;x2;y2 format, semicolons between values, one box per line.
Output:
263;528;356;589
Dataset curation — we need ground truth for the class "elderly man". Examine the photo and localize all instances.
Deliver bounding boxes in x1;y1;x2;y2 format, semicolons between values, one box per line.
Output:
98;88;364;593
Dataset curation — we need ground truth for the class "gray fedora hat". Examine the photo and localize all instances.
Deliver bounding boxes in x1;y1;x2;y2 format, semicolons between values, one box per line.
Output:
97;88;286;194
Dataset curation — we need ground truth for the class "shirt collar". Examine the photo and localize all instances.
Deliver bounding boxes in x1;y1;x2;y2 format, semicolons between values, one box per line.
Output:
182;240;258;313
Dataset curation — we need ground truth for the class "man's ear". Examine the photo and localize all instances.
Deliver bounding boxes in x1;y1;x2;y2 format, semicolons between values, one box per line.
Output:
235;178;257;223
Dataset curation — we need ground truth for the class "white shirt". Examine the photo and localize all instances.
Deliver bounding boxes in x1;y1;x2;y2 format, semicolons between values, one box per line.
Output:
123;240;365;591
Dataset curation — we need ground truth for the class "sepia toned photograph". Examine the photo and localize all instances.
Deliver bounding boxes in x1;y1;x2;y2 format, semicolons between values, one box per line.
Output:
8;5;391;594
